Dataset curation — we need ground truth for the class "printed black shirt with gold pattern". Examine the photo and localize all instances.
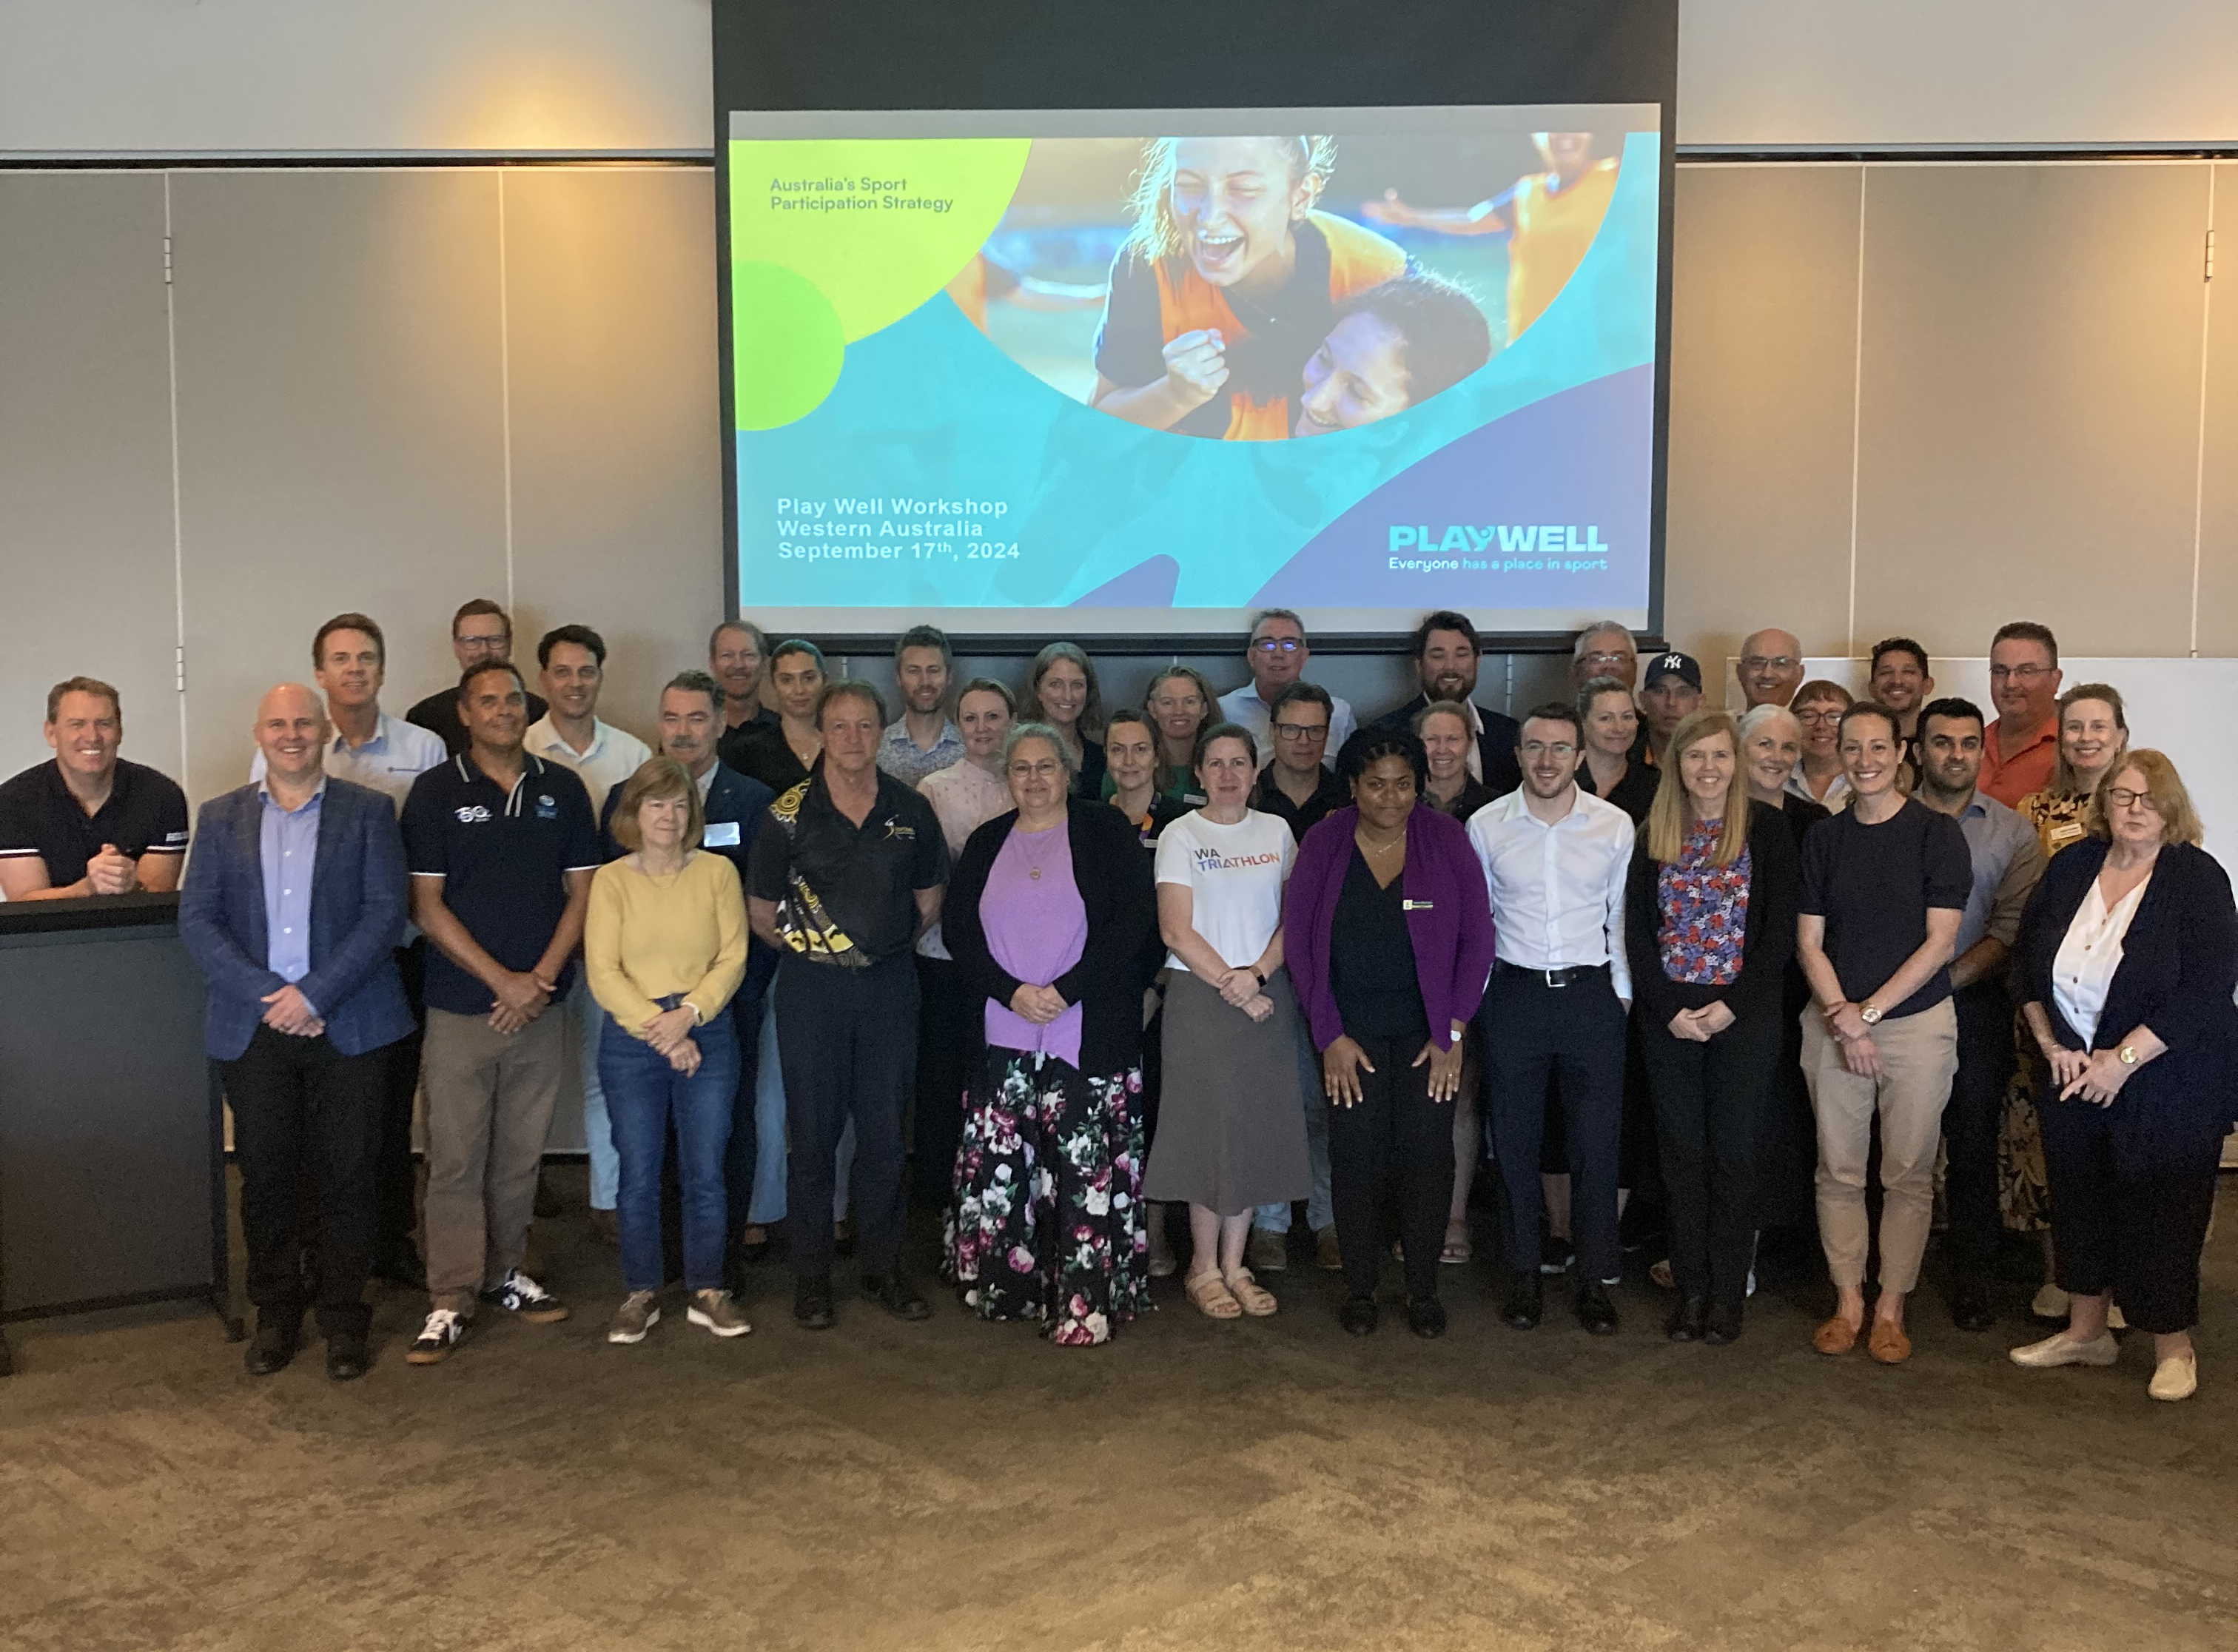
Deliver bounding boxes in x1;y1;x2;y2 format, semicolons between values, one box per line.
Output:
747;770;949;967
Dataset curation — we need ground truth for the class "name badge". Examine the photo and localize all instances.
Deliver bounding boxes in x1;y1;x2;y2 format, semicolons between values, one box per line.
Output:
704;820;742;847
2049;821;2084;847
1402;899;1435;912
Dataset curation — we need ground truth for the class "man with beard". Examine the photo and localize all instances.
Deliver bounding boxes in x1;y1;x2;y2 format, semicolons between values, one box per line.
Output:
1371;610;1521;796
1912;696;2042;1332
878;625;964;788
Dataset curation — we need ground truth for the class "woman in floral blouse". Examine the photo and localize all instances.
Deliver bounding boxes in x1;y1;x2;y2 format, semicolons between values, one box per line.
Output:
941;725;1160;1346
1624;710;1801;1345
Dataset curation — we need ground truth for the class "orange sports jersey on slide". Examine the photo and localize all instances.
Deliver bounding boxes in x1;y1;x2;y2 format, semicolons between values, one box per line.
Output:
1503;156;1619;343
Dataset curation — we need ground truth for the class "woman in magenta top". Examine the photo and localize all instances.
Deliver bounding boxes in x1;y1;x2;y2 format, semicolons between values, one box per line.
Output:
1624;710;1800;1348
940;724;1158;1346
1283;727;1496;1338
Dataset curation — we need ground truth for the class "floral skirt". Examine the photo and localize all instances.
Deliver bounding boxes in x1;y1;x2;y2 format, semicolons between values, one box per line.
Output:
944;1052;1151;1346
1998;1032;2052;1232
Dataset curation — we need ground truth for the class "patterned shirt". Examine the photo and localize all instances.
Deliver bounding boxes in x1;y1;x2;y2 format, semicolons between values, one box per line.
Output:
1656;819;1753;987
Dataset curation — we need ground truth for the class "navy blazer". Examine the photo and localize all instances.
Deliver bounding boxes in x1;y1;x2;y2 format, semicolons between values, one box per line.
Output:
2015;837;2238;1141
179;778;412;1061
1371;693;1523;797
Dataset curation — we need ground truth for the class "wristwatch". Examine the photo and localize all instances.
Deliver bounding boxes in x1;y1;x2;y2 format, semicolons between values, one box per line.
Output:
1858;1001;1883;1027
2117;1044;2139;1066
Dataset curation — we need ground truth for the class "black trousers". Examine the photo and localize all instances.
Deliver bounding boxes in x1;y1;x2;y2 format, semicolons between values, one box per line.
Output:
1940;980;2014;1283
222;1024;386;1340
1638;998;1782;1310
1481;967;1627;1280
777;953;917;1280
911;953;977;1206
1328;1029;1454;1303
374;939;426;1265
719;964;767;1251
2040;1093;2223;1335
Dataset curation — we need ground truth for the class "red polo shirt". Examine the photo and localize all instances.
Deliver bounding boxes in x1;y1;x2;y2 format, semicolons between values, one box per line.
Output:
1979;716;2057;807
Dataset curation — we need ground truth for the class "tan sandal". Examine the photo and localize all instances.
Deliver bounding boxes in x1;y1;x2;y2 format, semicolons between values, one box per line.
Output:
1223;1267;1278;1317
1186;1269;1241;1320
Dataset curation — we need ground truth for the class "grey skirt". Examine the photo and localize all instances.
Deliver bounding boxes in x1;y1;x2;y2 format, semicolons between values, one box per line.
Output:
1143;966;1310;1216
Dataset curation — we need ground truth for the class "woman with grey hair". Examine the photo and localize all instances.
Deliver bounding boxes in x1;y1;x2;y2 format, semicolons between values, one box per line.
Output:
943;724;1159;1344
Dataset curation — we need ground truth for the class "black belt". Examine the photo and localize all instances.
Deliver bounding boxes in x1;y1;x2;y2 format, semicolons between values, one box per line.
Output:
1495;960;1609;989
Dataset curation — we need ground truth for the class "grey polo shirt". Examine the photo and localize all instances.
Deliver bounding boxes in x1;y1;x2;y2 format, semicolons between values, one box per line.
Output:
1950;790;2046;959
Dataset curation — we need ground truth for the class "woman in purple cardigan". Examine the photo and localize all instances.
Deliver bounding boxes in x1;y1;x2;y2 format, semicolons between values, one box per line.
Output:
1283;726;1496;1337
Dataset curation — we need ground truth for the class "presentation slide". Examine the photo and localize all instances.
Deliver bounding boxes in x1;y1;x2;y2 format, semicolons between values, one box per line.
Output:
727;106;1661;640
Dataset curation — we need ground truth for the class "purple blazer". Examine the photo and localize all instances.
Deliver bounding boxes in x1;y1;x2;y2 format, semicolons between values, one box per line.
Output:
1283;803;1496;1053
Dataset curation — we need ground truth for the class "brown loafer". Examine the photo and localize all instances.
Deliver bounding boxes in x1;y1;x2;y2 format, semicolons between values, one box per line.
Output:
1813;1314;1861;1355
1868;1319;1912;1365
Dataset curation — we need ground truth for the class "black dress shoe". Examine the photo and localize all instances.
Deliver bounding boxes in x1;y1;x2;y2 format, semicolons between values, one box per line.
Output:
1701;1300;1744;1346
794;1275;836;1330
1501;1272;1542;1330
326;1338;372;1381
863;1272;931;1321
1406;1297;1448;1340
1950;1278;1996;1333
737;1232;772;1266
1665;1295;1707;1343
245;1321;298;1377
1340;1296;1379;1336
1576;1277;1619;1336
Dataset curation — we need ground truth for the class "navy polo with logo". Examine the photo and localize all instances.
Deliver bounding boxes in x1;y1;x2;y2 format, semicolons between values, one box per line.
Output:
401;751;601;1015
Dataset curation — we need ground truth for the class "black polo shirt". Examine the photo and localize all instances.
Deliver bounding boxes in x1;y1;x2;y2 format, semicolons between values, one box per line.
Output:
0;757;189;888
401;751;600;1015
1251;765;1351;841
748;770;947;967
405;685;550;757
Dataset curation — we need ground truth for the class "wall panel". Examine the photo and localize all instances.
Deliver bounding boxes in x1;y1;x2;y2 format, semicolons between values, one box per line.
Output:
1851;162;2211;659
503;167;723;743
2196;161;2238;656
1663;164;1862;686
169;170;510;800
0;173;182;785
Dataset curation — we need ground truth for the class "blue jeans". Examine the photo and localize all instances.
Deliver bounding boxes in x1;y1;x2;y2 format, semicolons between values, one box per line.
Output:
599;1001;740;1294
573;975;616;1209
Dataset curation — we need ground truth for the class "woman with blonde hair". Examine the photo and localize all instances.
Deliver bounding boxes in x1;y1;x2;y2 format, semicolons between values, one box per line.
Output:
587;759;750;1345
1625;711;1801;1343
2009;752;2238;1401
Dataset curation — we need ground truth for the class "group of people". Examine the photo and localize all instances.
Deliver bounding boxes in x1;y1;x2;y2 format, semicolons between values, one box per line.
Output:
6;605;2229;1402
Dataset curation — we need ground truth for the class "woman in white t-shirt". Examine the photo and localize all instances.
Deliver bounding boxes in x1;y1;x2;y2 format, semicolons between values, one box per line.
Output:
1142;722;1310;1319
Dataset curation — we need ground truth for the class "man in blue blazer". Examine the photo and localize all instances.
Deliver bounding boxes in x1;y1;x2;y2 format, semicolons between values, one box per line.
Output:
181;684;411;1381
601;671;776;1283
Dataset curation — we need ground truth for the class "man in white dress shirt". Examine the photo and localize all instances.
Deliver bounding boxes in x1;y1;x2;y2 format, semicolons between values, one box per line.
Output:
1217;608;1356;770
1467;701;1634;1337
525;622;651;1242
252;614;447;1286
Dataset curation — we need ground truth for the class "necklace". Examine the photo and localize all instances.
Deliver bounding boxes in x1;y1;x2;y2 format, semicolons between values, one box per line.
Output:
1358;827;1405;856
1015;819;1064;881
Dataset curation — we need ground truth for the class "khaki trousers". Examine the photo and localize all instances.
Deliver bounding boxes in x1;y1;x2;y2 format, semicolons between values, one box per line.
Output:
420;1008;566;1313
1800;999;1958;1294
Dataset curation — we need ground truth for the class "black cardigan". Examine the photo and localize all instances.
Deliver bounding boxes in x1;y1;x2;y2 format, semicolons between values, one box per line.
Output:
941;799;1157;1076
2014;837;2238;1139
1624;799;1801;1027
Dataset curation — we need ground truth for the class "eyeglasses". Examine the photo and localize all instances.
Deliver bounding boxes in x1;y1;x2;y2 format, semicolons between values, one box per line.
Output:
1795;708;1844;726
454;632;511;653
1579;651;1631;668
1520;741;1578;758
1007;759;1063;781
2104;788;2160;811
1271;721;1327;742
1989;663;2054;682
1251;637;1304;655
1741;655;1797;672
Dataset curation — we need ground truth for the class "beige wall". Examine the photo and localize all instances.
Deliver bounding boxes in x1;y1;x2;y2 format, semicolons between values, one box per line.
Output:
1;157;2231;807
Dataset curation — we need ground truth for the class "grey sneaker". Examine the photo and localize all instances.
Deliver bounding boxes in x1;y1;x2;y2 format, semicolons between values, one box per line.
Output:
1246;1227;1287;1273
606;1290;661;1345
688;1289;752;1337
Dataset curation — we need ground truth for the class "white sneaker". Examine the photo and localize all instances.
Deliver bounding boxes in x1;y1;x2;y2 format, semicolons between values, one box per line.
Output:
688;1289;752;1337
2030;1281;2071;1320
406;1308;467;1366
2148;1350;2198;1402
2009;1331;2120;1369
607;1290;660;1344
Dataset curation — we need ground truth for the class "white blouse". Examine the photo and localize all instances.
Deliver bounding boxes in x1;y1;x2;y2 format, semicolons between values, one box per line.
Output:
2052;871;2151;1048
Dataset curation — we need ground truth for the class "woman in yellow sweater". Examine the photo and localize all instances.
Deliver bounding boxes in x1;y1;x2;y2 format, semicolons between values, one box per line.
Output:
587;759;750;1346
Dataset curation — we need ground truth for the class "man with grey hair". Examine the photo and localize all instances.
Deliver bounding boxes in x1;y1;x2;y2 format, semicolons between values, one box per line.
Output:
1217;608;1356;768
1570;622;1647;765
1738;628;1807;711
710;620;778;738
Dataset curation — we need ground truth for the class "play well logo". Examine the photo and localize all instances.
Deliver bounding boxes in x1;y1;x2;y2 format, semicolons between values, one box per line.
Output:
1388;523;1611;572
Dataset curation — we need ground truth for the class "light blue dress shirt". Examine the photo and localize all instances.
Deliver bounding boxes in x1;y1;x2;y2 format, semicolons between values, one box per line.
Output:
261;780;324;1005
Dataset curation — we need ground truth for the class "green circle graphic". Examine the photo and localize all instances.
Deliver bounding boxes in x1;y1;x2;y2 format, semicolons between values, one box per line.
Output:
731;261;845;431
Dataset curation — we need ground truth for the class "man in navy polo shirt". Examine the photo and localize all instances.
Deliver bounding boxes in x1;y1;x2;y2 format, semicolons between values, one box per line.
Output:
400;661;599;1366
0;676;189;900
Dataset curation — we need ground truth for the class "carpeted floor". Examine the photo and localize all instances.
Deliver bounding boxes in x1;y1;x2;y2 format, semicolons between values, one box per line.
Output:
4;1166;2234;1652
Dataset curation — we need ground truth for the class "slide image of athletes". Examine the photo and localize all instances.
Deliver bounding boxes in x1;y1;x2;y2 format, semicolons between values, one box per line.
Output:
954;130;1622;442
